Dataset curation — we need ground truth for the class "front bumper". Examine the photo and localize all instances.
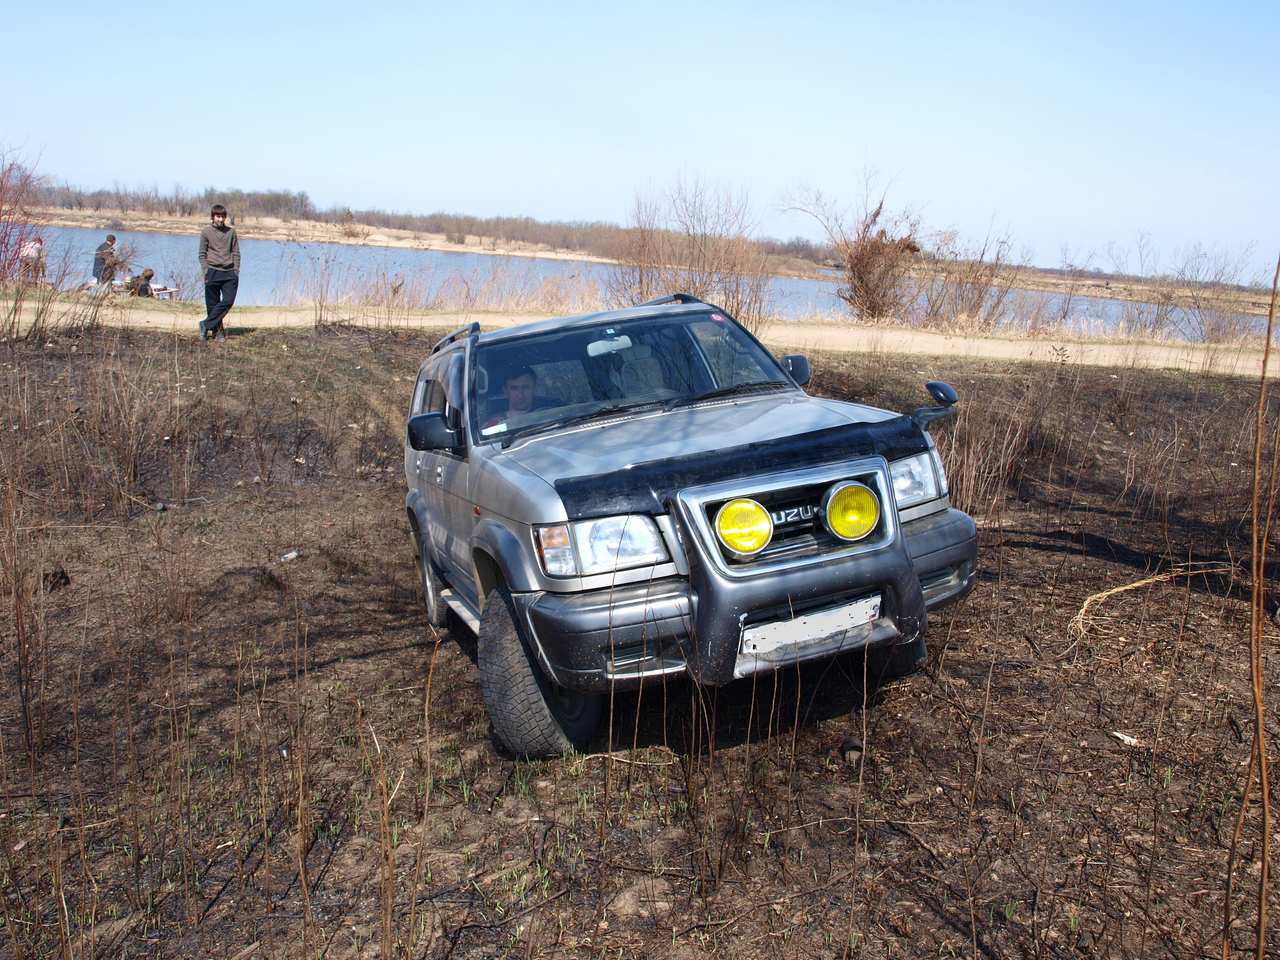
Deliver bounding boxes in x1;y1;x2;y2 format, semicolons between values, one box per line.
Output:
513;506;977;693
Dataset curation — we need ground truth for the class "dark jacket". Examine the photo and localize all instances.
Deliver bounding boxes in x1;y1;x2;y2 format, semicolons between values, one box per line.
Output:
93;242;116;281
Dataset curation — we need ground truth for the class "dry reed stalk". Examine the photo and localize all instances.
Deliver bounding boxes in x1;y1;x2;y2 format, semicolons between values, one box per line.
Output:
1221;252;1279;960
1066;563;1234;646
406;637;442;956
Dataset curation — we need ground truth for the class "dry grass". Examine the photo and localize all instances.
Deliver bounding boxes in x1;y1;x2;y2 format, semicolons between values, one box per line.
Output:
1;318;1279;957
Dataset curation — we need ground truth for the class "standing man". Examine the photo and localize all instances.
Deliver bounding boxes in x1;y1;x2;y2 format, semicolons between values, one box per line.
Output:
93;234;117;284
198;204;240;341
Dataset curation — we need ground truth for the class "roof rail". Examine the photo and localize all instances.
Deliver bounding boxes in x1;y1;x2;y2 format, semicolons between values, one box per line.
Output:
638;293;706;307
430;321;480;355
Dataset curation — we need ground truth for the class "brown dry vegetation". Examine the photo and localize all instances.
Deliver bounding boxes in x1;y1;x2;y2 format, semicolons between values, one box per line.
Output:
2;320;1279;958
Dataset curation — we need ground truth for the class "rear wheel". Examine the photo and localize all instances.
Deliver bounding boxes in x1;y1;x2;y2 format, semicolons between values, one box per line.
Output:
477;584;602;758
413;529;449;629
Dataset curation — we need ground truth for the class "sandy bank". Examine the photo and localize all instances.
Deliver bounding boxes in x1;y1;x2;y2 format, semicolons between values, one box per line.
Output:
33;299;1272;379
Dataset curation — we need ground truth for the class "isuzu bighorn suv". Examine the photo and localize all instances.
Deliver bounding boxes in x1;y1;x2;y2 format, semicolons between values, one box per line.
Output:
404;295;977;757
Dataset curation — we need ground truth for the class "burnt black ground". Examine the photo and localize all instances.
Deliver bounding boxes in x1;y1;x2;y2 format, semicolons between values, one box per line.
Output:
2;324;1278;958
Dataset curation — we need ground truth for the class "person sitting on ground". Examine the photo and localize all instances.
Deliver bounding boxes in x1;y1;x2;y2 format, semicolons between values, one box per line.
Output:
483;367;539;429
127;268;155;298
93;234;118;284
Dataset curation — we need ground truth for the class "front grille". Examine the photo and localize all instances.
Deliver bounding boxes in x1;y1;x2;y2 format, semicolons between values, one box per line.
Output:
700;472;891;569
676;457;898;579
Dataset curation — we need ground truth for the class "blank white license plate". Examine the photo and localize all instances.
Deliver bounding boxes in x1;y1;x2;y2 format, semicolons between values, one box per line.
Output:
741;594;882;657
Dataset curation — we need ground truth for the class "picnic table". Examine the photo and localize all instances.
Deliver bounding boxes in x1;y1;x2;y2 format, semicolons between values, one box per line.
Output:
108;279;179;300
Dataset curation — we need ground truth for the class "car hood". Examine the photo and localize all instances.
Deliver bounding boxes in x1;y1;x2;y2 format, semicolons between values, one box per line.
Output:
497;393;896;485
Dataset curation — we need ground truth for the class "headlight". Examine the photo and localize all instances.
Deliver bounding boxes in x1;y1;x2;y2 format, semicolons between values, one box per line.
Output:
890;452;941;509
536;515;668;577
823;481;880;541
714;498;773;558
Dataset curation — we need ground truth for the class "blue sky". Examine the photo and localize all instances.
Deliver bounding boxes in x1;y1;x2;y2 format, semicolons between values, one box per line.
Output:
5;1;1277;277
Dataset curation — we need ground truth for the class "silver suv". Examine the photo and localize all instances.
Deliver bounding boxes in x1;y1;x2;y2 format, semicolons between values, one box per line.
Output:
405;295;976;757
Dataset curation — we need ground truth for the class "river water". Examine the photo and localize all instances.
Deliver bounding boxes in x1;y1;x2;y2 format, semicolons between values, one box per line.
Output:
38;224;1251;338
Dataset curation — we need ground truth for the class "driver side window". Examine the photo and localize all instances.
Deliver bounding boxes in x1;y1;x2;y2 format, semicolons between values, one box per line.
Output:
411;372;430;415
442;353;466;433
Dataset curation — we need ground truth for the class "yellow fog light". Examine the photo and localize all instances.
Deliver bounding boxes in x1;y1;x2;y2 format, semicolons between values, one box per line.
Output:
823;482;880;541
714;498;773;558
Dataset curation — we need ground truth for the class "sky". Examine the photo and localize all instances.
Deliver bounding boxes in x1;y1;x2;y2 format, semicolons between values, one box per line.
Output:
5;1;1278;278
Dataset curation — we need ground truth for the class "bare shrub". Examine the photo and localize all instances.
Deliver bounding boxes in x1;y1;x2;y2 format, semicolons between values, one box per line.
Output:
607;180;773;334
0;152;42;282
1171;243;1258;342
914;229;1019;332
791;183;919;323
336;208;370;240
349;271;428;328
1106;233;1180;338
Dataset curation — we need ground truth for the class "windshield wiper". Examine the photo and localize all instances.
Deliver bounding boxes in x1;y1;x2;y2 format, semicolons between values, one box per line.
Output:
499;400;665;448
663;380;791;411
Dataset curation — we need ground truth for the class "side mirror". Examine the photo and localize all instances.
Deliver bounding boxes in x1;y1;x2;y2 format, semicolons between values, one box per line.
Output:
913;380;959;428
407;412;461;452
782;354;811;387
925;380;958;406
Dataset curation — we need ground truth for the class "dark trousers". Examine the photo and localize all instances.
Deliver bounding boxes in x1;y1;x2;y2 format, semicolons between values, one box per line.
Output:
203;269;239;334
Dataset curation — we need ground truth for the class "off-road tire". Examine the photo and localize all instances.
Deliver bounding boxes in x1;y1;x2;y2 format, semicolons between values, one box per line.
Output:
414;531;450;629
477;585;602;758
865;635;927;685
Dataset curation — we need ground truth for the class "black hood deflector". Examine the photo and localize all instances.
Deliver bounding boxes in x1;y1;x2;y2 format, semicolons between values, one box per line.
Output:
554;415;929;520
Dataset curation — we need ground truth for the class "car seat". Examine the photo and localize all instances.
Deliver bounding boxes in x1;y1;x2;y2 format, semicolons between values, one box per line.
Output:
618;344;666;394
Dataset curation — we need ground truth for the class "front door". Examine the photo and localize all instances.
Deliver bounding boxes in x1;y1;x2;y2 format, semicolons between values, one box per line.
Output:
436;352;479;604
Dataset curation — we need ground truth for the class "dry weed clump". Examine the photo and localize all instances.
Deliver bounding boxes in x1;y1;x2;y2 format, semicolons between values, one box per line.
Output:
791;183;920;324
911;230;1019;333
283;255;607;330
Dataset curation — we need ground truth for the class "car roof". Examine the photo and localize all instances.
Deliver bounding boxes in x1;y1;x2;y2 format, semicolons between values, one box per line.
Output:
475;301;716;347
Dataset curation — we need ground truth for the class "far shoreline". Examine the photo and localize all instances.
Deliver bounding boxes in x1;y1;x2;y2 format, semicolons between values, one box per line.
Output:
33;207;618;268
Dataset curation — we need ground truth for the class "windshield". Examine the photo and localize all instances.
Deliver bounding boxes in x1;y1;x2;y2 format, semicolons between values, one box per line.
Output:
470;311;793;445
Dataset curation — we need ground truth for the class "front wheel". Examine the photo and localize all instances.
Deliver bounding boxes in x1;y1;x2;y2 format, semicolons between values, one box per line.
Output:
864;635;927;684
477;585;602;758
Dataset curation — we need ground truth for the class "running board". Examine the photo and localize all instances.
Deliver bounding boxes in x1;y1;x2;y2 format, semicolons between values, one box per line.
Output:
439;588;481;634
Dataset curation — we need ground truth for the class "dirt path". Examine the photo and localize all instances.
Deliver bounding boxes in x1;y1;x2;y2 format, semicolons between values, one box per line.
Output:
22;296;1277;377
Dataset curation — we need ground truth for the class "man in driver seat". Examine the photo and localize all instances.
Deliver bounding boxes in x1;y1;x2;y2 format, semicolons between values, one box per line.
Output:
484;366;538;428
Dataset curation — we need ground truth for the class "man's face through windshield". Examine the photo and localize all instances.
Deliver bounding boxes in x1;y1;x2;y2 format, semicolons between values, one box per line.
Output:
504;371;536;416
